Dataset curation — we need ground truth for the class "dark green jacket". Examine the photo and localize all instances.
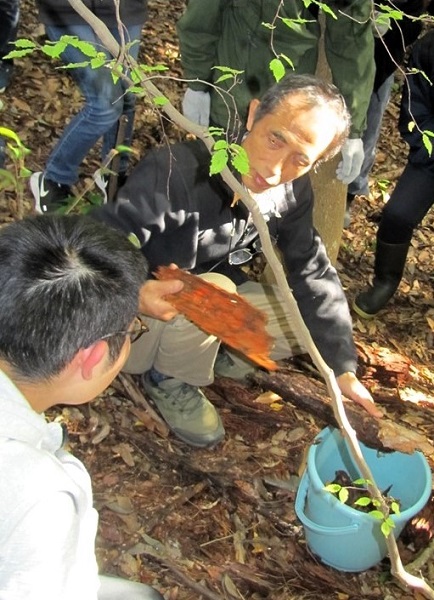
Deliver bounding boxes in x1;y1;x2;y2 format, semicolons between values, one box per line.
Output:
177;0;375;137
37;0;147;27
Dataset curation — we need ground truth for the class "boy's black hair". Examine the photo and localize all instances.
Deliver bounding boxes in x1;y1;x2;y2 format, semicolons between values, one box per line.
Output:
0;215;148;380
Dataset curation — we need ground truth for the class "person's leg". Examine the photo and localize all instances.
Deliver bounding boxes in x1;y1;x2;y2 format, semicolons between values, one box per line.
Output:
348;75;394;198
101;24;142;175
215;280;306;378
98;575;164;600
0;0;19;92
123;273;236;447
42;24;134;186
345;75;394;227
353;163;434;318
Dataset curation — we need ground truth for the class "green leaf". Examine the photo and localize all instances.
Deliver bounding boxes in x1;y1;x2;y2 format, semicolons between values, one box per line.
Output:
338;487;349;504
3;49;35;59
422;133;433;157
67;39;98;58
368;510;384;520
269;58;286;82
391;501;400;515
212;65;244;75
381;520;392;537
213;140;228;151
324;483;341;494
0;127;21;145
207;126;225;137
114;145;131;154
279;53;295;70
14;38;37;49
128;86;146;95
127;233;141;249
209;148;228;175
214;73;237;84
353;496;372;507
42;43;67;59
281;17;312;31
153;96;168;107
19;166;32;178
230;145;249;175
353;478;371;486
60;61;90;70
138;63;169;73
90;56;106;69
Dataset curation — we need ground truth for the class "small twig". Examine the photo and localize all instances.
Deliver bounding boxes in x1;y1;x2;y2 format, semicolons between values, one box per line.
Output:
117;372;169;436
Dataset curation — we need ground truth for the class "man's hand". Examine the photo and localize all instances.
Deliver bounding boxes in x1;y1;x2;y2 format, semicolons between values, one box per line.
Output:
335;138;364;184
139;278;184;321
336;371;384;418
182;88;211;126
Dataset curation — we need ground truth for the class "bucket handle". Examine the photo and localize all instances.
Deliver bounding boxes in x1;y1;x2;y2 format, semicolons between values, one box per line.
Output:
295;471;359;536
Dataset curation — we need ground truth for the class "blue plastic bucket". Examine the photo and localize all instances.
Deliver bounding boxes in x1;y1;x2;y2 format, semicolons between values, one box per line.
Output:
295;426;432;572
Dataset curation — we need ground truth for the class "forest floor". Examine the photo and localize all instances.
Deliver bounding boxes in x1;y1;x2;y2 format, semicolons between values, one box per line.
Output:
1;1;434;599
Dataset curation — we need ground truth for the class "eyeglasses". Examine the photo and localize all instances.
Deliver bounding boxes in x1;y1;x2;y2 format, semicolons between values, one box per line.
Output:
101;316;149;344
228;239;264;266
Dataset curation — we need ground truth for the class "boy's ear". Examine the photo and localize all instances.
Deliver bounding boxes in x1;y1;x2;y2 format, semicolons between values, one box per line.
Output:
246;98;261;131
79;341;108;380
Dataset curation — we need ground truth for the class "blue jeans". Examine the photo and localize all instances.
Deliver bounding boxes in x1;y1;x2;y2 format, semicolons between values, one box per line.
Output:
348;74;394;197
44;23;142;186
0;0;19;61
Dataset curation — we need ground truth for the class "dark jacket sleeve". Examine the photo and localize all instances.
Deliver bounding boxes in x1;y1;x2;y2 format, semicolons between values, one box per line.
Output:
277;175;357;376
91;145;203;272
399;29;434;174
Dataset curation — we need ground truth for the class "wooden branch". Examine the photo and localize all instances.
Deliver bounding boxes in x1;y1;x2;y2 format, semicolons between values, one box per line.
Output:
251;369;434;458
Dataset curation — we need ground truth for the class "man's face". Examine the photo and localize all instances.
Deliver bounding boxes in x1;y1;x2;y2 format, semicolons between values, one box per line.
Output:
241;95;339;193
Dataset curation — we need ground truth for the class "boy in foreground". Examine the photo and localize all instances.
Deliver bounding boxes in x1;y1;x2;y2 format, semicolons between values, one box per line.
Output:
0;215;179;599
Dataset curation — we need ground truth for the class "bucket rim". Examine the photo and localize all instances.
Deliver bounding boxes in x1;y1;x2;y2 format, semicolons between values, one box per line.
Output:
306;426;432;521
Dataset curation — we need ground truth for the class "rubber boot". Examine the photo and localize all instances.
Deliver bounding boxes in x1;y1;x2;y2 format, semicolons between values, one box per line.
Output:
353;240;410;319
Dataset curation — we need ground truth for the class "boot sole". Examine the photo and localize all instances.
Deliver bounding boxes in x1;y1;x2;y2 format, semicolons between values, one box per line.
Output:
352;300;378;320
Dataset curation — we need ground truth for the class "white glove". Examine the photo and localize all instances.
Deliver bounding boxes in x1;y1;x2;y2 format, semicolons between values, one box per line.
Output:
335;138;364;185
182;88;211;126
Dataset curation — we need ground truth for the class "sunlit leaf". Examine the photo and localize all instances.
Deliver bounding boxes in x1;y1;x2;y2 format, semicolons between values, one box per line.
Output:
270;58;286;82
209;148;228;175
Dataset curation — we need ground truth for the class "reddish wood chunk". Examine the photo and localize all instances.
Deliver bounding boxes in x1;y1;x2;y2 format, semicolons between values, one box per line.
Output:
154;266;277;371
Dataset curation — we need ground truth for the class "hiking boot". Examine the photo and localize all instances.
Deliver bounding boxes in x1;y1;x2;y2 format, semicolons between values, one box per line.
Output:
142;372;225;447
30;172;73;214
214;348;256;381
0;61;13;93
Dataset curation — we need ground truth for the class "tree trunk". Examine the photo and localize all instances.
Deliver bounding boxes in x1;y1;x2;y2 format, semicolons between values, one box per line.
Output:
310;12;347;265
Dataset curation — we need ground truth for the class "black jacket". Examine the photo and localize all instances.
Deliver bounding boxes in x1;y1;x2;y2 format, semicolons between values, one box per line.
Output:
92;139;358;377
36;0;147;27
399;29;434;174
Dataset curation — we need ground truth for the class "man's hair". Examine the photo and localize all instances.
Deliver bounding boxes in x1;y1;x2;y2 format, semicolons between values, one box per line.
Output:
254;73;351;164
0;215;148;380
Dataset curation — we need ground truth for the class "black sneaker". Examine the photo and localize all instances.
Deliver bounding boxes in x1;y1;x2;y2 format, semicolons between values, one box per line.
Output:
30;172;73;214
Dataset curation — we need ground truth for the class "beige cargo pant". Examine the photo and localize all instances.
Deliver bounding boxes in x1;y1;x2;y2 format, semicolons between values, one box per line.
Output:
123;273;305;385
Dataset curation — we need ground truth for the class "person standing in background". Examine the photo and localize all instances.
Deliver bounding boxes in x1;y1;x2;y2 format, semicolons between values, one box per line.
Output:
353;28;434;318
176;0;375;186
345;0;433;226
29;0;148;212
